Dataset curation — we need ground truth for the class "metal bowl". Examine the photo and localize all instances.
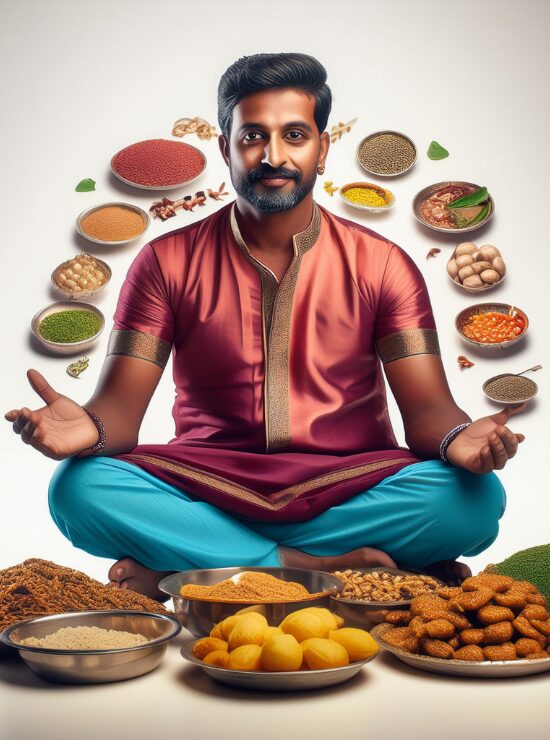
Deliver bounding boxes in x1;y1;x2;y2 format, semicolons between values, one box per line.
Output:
455;302;529;349
339;181;395;213
356;130;417;177
482;373;538;405
447;246;506;293
412;181;494;234
330;567;443;629
110;140;207;191
0;610;181;684
51;254;112;300
76;202;150;246
159;567;343;638
31;301;105;355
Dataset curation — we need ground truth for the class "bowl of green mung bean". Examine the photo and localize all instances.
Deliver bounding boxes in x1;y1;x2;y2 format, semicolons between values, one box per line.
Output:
31;301;105;355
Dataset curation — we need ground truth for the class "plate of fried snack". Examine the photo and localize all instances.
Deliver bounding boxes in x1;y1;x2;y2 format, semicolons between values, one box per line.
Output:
181;606;379;690
371;573;550;677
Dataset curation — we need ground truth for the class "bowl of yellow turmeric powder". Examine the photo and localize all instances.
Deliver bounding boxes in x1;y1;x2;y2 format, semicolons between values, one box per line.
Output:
339;182;395;213
160;567;343;637
76;202;150;245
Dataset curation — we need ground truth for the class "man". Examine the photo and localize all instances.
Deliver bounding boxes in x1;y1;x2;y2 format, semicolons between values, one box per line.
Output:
6;53;524;598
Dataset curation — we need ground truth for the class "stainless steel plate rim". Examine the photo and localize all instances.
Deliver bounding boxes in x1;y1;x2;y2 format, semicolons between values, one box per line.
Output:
356;129;417;177
51;253;112;298
110;139;207;191
371;623;550;677
0;610;181;655
31;300;105;349
412;180;494;234
75;201;150;245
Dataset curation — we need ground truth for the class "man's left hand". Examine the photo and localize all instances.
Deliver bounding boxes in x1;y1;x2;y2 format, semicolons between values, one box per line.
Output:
446;406;526;474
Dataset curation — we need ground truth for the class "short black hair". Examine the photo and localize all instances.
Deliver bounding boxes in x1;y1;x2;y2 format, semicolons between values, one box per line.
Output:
218;52;332;138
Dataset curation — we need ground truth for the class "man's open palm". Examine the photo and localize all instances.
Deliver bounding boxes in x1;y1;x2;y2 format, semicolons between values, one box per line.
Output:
446;406;525;474
4;369;98;460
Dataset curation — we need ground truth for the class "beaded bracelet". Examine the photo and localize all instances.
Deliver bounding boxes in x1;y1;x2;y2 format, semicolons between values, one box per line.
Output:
78;408;107;457
439;422;471;463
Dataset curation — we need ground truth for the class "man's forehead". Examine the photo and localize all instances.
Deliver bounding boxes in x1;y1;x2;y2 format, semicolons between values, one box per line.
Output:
232;87;316;129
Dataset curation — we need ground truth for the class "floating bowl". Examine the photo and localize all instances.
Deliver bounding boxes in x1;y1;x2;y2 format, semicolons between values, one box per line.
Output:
110;139;207;191
51;254;112;300
412;181;494;234
455;302;529;350
0;610;181;684
159;567;343;638
356;130;417;177
330;567;443;629
482;373;538;405
31;301;105;355
339;181;395;213
76;202;150;246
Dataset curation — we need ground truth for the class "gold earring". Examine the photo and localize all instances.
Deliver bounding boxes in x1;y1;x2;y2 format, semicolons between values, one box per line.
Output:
317;165;325;175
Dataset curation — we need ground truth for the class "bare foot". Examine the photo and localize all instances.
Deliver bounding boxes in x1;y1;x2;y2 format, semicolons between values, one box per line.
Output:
107;557;173;602
280;546;397;572
414;559;472;586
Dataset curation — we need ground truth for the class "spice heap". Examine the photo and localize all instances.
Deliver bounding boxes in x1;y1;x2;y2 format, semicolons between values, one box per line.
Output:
39;309;101;343
180;571;324;603
333;570;441;603
461;310;525;344
53;254;109;294
0;559;167;632
18;625;148;650
342;184;392;208
447;242;505;290
80;205;147;242
358;132;416;175
379;572;550;661
111;139;205;188
192;606;379;671
484;374;537;403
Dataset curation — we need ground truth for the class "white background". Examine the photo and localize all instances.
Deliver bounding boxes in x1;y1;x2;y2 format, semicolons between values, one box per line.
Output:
1;1;549;738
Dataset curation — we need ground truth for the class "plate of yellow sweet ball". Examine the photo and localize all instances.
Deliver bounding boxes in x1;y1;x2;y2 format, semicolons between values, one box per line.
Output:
181;606;379;690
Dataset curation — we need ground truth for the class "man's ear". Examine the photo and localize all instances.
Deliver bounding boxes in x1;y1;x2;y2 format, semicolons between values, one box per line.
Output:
218;134;230;166
318;130;330;169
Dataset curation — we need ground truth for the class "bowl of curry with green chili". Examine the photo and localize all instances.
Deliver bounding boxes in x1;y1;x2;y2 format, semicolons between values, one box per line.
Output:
412;181;495;233
31;302;105;355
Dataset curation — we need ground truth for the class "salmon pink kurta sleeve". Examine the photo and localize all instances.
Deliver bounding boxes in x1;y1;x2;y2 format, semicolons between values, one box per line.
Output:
111;202;440;522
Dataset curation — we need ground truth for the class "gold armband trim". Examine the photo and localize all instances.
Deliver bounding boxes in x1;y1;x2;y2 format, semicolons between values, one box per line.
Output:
107;329;171;368
376;328;440;364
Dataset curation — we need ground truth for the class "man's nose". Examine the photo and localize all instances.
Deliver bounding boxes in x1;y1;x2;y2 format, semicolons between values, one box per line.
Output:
261;135;287;169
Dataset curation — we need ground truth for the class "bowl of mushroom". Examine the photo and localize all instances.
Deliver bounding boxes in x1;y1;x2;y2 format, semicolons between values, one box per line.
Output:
447;242;506;293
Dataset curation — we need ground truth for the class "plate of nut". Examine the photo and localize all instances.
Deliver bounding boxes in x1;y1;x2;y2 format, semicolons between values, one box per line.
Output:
370;572;550;677
51;254;111;299
330;568;443;629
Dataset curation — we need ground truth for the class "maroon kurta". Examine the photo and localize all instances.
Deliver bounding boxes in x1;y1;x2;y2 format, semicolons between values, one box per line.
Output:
111;201;440;521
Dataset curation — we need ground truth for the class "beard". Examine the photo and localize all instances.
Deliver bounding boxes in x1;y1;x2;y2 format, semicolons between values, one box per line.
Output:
230;163;316;213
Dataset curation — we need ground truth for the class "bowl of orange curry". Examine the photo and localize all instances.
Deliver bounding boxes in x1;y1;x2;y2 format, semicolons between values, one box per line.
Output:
455;303;529;349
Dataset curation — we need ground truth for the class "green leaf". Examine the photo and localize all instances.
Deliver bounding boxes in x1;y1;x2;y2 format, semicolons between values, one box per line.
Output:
427;141;449;160
75;178;96;192
446;186;489;209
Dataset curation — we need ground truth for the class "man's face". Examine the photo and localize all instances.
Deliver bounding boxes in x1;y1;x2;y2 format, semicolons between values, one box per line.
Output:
219;87;329;213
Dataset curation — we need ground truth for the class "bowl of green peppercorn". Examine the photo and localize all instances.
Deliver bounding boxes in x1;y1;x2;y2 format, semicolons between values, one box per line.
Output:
31;301;105;355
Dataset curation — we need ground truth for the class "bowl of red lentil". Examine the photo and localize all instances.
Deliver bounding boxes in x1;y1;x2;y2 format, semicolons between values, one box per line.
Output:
330;568;443;629
455;302;529;349
76;202;150;246
339;181;395;213
110;138;207;190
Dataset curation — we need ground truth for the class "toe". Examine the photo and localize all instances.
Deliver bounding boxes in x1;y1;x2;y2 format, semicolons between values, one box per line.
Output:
107;557;134;583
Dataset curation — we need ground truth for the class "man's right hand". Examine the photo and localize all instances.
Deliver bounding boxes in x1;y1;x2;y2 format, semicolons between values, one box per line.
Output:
4;369;99;460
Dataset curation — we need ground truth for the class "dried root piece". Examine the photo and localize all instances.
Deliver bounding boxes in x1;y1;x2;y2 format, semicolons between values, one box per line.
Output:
457;355;475;369
207;182;229;201
426;248;441;260
172;116;218;140
329;117;357;143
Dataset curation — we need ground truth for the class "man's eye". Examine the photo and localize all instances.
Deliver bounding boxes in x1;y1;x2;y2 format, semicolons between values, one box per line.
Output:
243;132;263;142
286;131;305;140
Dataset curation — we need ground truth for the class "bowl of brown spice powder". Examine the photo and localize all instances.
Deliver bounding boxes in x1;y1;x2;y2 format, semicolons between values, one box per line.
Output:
160;567;343;637
76;202;150;245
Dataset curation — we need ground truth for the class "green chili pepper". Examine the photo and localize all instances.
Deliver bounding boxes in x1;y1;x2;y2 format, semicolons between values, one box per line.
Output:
446;187;489;209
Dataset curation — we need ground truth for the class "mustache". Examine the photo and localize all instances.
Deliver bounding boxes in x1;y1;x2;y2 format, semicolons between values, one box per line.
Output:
247;165;301;182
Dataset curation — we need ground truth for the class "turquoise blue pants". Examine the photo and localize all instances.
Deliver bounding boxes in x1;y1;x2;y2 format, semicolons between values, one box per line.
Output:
48;457;506;571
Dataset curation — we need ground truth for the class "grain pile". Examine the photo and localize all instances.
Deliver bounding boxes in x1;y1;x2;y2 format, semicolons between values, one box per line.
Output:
18;625;148;650
180;571;324;603
0;559;167;631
